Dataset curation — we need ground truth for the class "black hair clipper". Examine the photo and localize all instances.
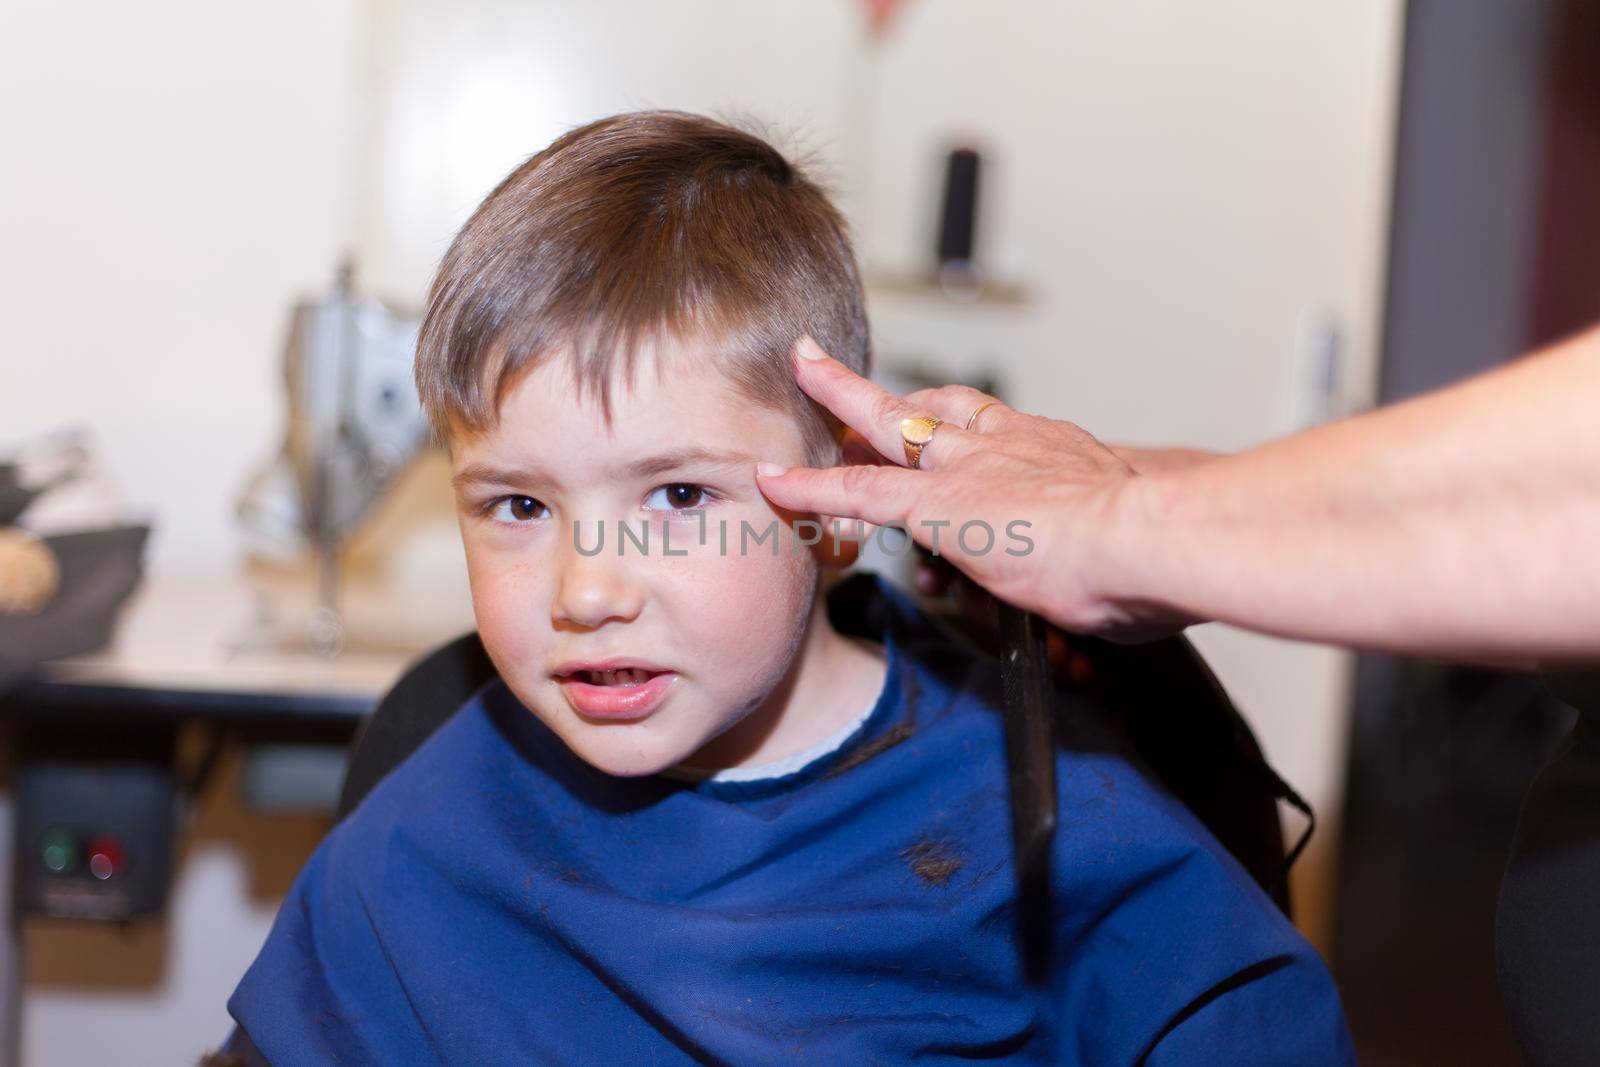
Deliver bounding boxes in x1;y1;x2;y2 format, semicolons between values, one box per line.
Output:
997;600;1057;982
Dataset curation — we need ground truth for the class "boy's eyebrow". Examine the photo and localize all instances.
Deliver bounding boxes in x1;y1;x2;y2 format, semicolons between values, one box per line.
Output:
450;463;558;492
623;447;761;479
450;448;761;492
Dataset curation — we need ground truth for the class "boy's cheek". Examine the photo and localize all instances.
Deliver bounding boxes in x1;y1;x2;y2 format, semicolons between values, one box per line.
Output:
680;540;814;630
460;547;547;644
459;537;515;598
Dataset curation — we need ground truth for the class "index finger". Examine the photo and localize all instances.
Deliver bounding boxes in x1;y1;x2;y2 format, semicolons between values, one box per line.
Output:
754;460;927;529
790;336;974;471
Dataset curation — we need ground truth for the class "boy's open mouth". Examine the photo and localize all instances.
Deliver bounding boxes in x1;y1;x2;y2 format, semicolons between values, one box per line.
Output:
569;668;661;687
552;659;678;720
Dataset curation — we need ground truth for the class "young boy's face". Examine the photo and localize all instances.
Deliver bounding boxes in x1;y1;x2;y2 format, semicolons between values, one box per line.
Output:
448;340;825;777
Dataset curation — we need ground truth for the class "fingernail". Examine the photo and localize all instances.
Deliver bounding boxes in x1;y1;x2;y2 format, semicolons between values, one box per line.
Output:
795;336;827;361
756;462;787;478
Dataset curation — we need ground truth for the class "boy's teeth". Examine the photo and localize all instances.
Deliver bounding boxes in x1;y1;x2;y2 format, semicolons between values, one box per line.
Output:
581;668;652;686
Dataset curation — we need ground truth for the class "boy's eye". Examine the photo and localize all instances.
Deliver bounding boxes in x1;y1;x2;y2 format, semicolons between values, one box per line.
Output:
643;483;710;511
487;495;548;523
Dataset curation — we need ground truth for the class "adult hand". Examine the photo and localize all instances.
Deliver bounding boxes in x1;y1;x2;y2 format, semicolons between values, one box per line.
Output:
754;337;1198;641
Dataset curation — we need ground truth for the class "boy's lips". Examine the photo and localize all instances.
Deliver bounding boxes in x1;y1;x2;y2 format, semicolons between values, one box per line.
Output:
552;658;678;721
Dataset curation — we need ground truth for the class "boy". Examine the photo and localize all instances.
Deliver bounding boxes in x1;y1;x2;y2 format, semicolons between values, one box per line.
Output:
222;111;1354;1063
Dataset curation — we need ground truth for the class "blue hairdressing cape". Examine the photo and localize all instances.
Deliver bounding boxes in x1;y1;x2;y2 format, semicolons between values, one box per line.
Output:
226;575;1354;1064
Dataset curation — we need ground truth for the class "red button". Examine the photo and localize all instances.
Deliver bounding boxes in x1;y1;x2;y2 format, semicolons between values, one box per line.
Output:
85;835;125;881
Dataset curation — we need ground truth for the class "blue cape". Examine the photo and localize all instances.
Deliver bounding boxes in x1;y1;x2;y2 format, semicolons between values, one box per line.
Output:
228;575;1353;1064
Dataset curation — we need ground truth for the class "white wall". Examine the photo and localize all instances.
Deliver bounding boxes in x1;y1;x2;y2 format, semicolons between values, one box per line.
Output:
0;0;362;576
357;0;866;300
864;0;1399;444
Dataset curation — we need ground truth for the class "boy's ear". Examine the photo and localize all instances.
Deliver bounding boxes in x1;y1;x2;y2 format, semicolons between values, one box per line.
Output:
808;514;871;570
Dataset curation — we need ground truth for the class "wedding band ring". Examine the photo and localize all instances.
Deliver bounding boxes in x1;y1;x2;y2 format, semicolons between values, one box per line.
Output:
964;401;1000;432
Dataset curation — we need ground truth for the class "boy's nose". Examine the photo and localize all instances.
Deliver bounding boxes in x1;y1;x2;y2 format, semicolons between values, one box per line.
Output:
551;520;646;630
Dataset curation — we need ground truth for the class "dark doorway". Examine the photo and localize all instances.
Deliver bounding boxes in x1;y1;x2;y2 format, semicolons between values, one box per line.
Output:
1333;2;1600;1063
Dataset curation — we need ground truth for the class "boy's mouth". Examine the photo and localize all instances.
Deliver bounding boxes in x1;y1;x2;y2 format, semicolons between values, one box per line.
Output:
552;658;677;721
571;668;659;687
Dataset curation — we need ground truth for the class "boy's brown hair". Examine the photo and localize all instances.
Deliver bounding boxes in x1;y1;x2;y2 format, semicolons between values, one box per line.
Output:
415;110;870;464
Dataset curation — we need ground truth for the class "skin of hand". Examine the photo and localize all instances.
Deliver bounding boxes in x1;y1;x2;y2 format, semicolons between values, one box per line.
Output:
754;337;1188;642
757;329;1600;661
905;441;1217;603
1106;444;1220;476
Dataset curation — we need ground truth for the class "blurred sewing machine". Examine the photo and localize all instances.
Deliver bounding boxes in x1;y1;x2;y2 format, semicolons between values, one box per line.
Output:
235;263;431;655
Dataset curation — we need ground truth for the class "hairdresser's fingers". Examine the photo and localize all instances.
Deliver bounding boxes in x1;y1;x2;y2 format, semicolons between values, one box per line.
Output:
901;386;1015;435
790;337;979;472
755;460;930;532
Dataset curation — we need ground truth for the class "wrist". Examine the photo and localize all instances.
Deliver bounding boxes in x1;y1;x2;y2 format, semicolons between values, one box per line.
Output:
1080;471;1198;637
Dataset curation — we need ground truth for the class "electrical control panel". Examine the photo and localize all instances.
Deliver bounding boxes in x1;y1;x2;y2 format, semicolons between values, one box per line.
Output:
16;727;177;921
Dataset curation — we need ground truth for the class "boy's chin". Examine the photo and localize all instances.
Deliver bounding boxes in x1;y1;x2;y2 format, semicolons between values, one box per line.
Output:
586;753;678;778
561;732;700;779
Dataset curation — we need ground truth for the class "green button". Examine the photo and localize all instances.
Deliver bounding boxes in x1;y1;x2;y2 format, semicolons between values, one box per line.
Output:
41;829;77;875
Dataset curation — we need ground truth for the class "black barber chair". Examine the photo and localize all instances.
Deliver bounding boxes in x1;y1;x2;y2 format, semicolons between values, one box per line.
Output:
336;572;1313;918
335;630;495;823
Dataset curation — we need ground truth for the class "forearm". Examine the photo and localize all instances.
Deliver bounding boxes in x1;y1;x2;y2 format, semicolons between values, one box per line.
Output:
1101;328;1600;660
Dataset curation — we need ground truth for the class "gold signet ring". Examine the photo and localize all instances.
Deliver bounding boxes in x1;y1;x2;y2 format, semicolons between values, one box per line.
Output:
900;415;943;469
